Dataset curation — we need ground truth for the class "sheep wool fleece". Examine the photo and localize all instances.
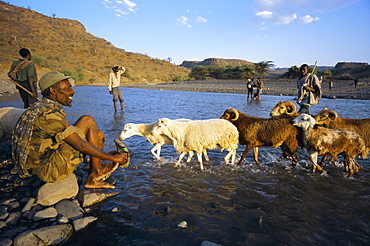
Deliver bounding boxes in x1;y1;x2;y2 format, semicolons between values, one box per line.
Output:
12;98;84;182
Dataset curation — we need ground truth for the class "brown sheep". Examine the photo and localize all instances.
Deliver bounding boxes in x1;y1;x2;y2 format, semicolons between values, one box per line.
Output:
270;101;299;118
220;107;299;166
270;102;336;165
293;114;367;177
314;108;370;155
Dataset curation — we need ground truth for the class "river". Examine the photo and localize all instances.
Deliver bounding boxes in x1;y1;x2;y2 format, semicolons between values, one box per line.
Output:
1;86;369;246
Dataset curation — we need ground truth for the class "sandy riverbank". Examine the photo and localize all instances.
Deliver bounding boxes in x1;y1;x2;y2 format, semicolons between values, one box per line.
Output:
1;78;370;100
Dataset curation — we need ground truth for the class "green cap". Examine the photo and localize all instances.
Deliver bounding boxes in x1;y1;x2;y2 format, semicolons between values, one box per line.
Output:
39;70;72;91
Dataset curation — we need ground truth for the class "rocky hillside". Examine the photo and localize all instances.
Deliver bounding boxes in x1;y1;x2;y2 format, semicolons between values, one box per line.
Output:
180;58;253;69
332;62;370;78
0;1;189;86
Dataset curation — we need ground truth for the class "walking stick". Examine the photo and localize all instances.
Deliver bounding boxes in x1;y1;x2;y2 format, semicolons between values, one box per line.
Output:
8;78;40;100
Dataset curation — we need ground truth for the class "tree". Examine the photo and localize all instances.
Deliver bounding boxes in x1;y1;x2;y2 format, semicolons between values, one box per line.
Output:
254;60;274;77
189;65;209;80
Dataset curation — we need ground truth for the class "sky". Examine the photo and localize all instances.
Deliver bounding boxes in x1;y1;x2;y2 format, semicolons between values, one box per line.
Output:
6;0;370;68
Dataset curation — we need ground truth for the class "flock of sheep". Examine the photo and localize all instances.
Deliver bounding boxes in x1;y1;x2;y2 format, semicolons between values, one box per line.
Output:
1;100;369;177
119;101;369;177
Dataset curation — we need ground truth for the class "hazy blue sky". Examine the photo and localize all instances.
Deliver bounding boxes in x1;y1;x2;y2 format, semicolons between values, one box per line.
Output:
7;0;370;68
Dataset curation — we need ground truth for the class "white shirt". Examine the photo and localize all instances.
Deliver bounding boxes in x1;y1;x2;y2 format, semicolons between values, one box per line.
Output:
108;67;126;91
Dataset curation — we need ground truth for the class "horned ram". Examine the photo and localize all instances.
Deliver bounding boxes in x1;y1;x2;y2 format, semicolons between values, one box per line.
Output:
293;114;367;177
220;107;299;166
151;118;239;171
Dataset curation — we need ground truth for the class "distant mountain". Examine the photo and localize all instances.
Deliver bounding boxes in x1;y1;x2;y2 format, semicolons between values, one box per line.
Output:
180;58;253;69
0;1;189;85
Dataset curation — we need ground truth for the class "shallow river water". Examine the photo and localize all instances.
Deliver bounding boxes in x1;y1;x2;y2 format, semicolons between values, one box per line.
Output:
1;86;369;246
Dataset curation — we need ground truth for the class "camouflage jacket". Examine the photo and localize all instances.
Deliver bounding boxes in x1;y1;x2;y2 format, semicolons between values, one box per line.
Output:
12;98;83;179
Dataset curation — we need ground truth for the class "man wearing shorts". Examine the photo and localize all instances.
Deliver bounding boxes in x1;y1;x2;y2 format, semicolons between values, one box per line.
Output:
12;70;128;188
108;65;126;111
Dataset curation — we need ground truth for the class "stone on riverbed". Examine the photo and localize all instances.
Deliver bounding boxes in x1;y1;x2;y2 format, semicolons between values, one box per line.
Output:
77;189;120;207
13;224;73;246
73;216;97;232
37;174;79;206
55;199;84;220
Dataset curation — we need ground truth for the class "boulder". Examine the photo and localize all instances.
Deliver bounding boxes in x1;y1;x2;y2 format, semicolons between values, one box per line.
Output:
37;174;79;206
13;224;73;246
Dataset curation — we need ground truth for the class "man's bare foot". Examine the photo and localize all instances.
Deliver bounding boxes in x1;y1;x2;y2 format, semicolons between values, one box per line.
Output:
93;162;119;181
84;180;115;189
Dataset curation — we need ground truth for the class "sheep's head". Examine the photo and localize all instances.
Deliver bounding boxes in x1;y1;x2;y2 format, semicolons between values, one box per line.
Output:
152;118;171;135
270;101;297;117
120;123;135;140
314;108;338;127
220;107;239;122
293;114;316;130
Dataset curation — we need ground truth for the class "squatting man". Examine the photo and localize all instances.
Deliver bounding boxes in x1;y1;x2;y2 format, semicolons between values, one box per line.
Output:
12;70;129;189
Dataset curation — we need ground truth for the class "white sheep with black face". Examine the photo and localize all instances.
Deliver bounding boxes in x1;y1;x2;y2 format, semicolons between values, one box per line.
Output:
0;107;26;138
119;120;207;162
151;118;239;171
293;114;367;176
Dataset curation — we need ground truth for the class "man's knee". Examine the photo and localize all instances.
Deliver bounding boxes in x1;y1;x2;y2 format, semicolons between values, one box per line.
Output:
75;115;97;130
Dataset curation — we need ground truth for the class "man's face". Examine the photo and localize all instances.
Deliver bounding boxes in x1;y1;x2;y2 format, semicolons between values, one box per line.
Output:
300;67;309;76
55;79;75;107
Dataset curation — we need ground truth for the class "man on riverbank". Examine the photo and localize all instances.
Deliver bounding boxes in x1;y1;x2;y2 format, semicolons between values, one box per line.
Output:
108;65;126;111
12;70;128;188
8;48;38;108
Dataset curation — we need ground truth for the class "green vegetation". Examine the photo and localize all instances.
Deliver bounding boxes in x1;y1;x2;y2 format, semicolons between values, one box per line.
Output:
281;66;321;79
32;54;49;67
60;69;85;82
188;61;274;80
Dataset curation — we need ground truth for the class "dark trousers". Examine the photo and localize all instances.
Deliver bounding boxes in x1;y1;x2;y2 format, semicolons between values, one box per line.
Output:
17;81;38;108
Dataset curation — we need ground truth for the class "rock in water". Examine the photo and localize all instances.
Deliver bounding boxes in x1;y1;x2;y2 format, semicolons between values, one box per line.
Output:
177;220;188;228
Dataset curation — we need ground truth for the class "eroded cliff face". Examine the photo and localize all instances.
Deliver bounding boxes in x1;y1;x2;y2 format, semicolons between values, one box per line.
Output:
0;2;189;85
332;62;370;78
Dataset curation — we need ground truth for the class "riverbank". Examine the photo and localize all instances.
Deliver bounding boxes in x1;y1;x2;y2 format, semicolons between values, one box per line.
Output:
1;78;370;101
121;79;370;100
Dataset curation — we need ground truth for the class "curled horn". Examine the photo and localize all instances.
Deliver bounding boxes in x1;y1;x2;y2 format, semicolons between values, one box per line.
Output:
285;101;297;114
228;107;239;121
327;109;338;120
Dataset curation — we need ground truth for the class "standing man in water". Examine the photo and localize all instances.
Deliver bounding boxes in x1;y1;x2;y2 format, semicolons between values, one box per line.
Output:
108;65;126;111
8;48;39;108
296;64;322;114
12;70;128;189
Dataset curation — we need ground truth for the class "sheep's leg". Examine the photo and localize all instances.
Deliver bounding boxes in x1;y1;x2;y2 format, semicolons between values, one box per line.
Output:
151;144;164;162
272;141;284;149
203;150;209;162
253;147;260;166
196;152;204;171
175;151;188;167
186;151;194;162
225;147;237;166
238;146;255;166
309;152;324;173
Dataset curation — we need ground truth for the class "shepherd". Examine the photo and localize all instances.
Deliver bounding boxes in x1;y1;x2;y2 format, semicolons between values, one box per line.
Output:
296;62;322;114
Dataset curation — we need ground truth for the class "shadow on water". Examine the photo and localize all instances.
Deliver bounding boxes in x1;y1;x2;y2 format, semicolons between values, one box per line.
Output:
1;86;370;245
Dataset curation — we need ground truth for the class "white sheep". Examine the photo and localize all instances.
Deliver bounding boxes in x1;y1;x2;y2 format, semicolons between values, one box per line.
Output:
119;121;208;162
0;107;26;138
151;118;239;171
293;114;367;177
